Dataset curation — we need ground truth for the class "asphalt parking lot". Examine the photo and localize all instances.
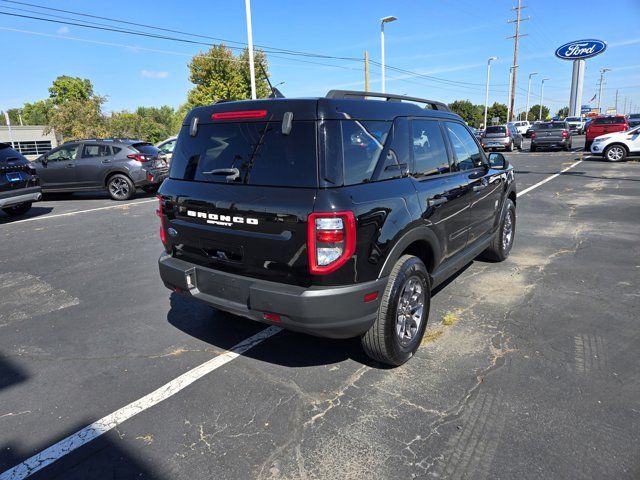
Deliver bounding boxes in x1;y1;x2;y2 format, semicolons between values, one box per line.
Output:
1;136;639;479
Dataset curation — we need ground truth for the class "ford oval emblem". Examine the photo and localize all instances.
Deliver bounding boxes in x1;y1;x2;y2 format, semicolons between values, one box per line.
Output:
555;39;606;60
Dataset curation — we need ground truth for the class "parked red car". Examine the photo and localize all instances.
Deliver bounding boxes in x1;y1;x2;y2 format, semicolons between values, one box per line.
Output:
585;116;629;151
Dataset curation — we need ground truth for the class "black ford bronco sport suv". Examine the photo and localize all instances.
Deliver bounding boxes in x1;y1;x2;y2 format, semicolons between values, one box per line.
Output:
158;91;516;366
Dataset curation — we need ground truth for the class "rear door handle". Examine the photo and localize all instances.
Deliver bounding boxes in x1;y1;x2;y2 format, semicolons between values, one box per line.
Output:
66;163;75;168
101;159;111;164
427;196;448;207
473;178;489;192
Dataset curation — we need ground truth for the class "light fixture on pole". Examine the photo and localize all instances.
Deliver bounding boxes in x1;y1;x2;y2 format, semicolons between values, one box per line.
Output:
525;72;538;121
380;15;397;94
539;78;550;121
507;65;518;122
597;68;611;113
244;0;257;100
483;56;498;130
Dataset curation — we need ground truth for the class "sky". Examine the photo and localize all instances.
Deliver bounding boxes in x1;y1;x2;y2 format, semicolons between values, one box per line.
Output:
1;0;639;117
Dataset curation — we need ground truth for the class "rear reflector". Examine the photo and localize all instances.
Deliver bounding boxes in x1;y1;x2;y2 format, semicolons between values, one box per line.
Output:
212;110;267;120
263;312;281;322
364;291;379;303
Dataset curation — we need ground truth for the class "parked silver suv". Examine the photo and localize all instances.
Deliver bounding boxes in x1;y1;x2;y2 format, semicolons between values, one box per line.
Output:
480;123;523;152
34;139;168;200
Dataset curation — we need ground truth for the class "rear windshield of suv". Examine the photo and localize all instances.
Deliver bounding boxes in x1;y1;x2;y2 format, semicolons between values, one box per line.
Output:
593;117;626;125
169;121;318;187
565;117;580;122
485;126;506;134
535;122;566;129
132;143;160;155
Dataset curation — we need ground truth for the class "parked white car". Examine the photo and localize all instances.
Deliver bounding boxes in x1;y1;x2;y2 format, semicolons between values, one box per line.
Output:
512;121;531;135
565;116;585;135
156;136;177;163
590;126;640;161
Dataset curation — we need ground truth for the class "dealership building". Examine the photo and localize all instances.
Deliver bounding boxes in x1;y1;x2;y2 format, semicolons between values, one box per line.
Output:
0;125;59;160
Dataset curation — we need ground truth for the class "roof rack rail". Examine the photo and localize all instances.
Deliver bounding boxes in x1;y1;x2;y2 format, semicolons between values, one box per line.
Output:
326;90;451;112
63;137;143;144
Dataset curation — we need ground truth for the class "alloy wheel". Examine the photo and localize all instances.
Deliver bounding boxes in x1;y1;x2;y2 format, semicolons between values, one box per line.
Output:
395;276;425;346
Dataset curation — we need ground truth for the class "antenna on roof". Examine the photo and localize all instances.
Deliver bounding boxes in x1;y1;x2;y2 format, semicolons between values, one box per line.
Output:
259;64;285;99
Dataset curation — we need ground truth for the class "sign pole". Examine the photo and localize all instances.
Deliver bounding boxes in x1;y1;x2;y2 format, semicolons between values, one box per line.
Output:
568;59;585;117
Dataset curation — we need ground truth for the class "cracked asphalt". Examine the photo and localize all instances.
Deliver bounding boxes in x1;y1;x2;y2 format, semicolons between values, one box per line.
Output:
1;136;639;479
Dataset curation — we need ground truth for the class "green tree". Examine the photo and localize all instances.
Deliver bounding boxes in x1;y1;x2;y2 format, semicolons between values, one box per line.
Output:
22;99;54;125
186;44;271;107
48;75;95;105
557;106;569;118
528;104;550;121
106;108;174;144
487;102;508;125
47;96;108;140
171;103;190;133
0;108;21;126
448;100;483;127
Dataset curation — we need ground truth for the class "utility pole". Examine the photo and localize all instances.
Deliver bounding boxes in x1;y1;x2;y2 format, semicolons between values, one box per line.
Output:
380;16;397;94
539;78;549;121
597;68;610;113
364;51;370;92
483;56;498;130
615;89;619;113
506;0;529;122
507;65;517;122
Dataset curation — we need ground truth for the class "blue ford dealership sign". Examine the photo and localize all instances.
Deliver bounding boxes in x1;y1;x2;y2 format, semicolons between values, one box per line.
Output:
555;39;607;60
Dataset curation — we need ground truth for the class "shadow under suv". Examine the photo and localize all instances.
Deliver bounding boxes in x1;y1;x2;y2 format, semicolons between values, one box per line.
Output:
34;139;168;200
157;91;517;366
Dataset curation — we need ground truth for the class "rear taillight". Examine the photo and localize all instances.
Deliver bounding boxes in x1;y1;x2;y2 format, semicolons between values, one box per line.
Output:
562;130;569;138
157;195;167;248
307;211;356;275
505;129;511;137
531;132;536;139
127;153;148;162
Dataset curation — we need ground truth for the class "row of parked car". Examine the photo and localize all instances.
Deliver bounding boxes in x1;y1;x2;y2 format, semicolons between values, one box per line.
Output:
0;135;179;217
474;113;640;161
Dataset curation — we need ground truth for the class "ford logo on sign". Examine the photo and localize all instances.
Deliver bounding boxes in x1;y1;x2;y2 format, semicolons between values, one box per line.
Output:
555;39;607;60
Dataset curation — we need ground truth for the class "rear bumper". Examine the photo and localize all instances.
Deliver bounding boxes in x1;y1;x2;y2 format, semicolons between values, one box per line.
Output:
158;253;387;339
531;138;569;148
0;186;42;208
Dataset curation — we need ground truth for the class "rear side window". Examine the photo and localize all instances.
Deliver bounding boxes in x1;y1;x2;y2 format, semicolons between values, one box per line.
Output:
444;122;484;171
411;120;449;176
82;144;111;158
341;120;391;185
170;121;318;187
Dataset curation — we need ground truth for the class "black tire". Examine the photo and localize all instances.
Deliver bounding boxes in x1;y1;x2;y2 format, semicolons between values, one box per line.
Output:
2;202;32;217
603;144;627;162
107;174;135;201
517;142;523;151
530;145;536;152
142;184;159;194
506;141;513;152
584;141;592;152
482;198;516;262
361;255;430;366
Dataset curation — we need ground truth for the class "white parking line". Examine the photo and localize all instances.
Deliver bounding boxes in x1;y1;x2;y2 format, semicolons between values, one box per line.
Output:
517;159;583;197
0;326;282;480
4;199;157;225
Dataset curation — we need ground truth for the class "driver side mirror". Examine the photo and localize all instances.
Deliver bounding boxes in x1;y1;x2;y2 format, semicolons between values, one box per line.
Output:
488;152;509;170
41;156;48;166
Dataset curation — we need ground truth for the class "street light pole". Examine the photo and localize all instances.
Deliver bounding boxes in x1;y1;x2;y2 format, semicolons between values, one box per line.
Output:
244;0;257;100
597;68;610;113
380;16;397;94
525;72;538;121
483;56;498;130
507;65;517;122
539;78;549;121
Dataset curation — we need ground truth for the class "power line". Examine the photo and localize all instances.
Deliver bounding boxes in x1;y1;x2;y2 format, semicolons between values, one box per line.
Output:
0;0;361;61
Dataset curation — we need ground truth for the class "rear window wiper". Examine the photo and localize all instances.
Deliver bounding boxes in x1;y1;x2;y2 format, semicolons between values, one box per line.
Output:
201;167;240;182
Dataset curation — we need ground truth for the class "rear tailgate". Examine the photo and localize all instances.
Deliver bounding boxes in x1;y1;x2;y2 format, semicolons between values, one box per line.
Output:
159;115;318;287
533;122;568;142
0;145;36;193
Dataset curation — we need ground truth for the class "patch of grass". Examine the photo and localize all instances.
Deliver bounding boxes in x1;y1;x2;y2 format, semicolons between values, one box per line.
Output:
441;311;460;326
422;329;444;344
